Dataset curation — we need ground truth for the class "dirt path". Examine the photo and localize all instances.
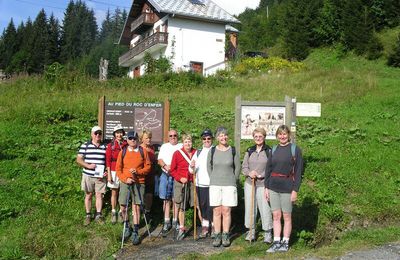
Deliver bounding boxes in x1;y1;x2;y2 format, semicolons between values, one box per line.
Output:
115;225;227;259
115;225;400;259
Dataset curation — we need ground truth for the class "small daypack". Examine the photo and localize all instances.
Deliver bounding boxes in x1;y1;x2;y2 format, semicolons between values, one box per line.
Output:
246;143;271;158
120;146;145;168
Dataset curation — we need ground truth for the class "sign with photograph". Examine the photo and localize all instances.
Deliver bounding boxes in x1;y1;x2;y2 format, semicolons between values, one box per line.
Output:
241;105;286;139
103;101;164;144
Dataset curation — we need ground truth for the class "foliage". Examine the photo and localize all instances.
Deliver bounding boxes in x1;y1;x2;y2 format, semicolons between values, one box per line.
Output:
143;52;172;74
387;32;400;67
232;57;305;75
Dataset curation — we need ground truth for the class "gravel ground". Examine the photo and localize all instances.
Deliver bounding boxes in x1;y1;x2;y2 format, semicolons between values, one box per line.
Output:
115;226;400;260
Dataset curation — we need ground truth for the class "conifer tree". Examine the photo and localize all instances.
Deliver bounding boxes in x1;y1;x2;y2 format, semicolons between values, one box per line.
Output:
99;9;112;42
316;0;342;45
341;0;374;55
29;9;50;73
48;14;61;64
0;19;17;71
387;33;400;67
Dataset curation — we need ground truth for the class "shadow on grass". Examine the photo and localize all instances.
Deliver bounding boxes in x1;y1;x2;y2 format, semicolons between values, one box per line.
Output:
292;196;319;246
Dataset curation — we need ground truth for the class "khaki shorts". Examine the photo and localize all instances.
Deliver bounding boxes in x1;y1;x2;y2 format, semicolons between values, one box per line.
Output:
119;182;145;206
173;180;193;209
269;190;292;213
209;185;237;207
81;174;106;194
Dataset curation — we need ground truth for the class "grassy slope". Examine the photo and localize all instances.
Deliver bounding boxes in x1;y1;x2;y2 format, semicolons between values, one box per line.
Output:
0;48;399;259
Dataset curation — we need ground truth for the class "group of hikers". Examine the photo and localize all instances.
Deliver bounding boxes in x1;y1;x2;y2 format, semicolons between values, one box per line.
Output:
76;124;304;253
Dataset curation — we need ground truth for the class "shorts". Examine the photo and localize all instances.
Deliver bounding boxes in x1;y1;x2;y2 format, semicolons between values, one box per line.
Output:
209;185;237;207
269;190;292;213
107;171;120;189
159;172;174;200
119;182;145;205
173;180;193;209
81;174;106;194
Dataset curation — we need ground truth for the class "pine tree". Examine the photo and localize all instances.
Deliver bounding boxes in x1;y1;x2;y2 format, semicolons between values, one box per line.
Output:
341;0;374;55
60;1;97;62
29;9;50;73
0;19;17;72
48;14;61;64
387;33;400;67
99;9;112;42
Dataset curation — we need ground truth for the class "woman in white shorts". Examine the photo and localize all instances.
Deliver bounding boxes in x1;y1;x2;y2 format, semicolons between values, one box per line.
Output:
207;127;240;247
105;125;127;224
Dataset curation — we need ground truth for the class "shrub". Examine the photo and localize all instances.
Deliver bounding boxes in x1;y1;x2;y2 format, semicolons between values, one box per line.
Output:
232;57;305;75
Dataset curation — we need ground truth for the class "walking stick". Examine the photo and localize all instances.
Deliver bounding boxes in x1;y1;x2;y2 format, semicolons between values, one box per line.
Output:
135;183;152;239
249;177;255;244
121;186;131;249
193;172;197;240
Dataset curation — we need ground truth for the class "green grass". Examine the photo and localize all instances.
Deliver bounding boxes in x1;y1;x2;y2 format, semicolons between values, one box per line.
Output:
0;48;400;259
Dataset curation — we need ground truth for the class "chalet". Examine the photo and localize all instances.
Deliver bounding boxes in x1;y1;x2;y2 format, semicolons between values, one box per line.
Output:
118;0;240;77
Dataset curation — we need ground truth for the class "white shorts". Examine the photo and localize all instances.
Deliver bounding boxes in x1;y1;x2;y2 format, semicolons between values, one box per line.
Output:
209;185;237;207
107;171;120;189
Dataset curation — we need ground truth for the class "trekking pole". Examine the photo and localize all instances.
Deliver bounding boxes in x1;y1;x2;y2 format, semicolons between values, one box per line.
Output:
193;172;197;240
121;186;131;249
135;183;152;239
249;177;255;245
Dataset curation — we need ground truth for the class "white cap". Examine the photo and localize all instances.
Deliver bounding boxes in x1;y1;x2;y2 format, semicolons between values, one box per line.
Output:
91;126;102;133
113;125;124;133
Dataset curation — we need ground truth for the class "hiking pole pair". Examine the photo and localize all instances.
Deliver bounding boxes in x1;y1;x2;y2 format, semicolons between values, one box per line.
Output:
134;183;152;239
121;186;131;249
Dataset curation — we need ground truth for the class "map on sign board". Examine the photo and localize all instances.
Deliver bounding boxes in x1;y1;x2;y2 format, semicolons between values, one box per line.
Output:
104;102;164;144
241;105;285;139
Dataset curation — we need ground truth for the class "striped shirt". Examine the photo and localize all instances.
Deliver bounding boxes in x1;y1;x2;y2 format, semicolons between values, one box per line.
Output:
78;141;106;176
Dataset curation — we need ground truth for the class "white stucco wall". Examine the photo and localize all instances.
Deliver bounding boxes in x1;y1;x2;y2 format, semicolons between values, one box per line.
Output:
126;16;227;77
166;17;226;74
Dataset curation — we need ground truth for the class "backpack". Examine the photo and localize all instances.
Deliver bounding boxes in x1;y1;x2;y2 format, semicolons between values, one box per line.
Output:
210;146;236;171
246;143;271;158
120;146;145;167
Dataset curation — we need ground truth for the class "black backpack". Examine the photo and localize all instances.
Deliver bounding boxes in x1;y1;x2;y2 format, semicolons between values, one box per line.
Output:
246;143;271;158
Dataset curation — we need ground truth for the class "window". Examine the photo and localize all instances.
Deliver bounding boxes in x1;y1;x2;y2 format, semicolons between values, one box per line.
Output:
189;0;205;5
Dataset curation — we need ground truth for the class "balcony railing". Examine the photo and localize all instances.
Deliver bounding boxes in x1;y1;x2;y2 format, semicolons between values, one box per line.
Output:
130;13;157;32
119;32;168;66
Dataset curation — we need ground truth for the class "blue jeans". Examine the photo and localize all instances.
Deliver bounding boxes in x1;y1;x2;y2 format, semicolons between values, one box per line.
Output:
159;172;174;200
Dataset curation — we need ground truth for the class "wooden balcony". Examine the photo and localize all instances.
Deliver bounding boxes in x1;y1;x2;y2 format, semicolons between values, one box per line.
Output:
119;32;168;67
130;13;157;33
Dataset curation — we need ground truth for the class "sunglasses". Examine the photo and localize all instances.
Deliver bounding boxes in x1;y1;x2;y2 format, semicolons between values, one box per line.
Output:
169;134;177;137
94;131;102;135
128;137;138;141
202;137;212;141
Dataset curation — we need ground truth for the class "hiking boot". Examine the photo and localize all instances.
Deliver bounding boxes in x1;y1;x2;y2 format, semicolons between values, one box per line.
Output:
131;231;140;245
266;241;281;253
111;212;118;224
199;226;209;238
222;232;231;247
264;230;273;243
245;229;256;241
84;215;91;226
123;223;132;241
161;222;171;237
94;214;104;225
212;233;222;247
172;220;179;231
176;228;186;241
277;241;289;252
118;212;124;224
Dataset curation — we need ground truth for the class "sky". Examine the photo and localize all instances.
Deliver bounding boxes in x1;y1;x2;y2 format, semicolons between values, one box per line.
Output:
0;0;260;33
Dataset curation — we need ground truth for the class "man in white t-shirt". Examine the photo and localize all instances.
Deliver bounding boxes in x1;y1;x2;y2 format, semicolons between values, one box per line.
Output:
158;129;183;236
